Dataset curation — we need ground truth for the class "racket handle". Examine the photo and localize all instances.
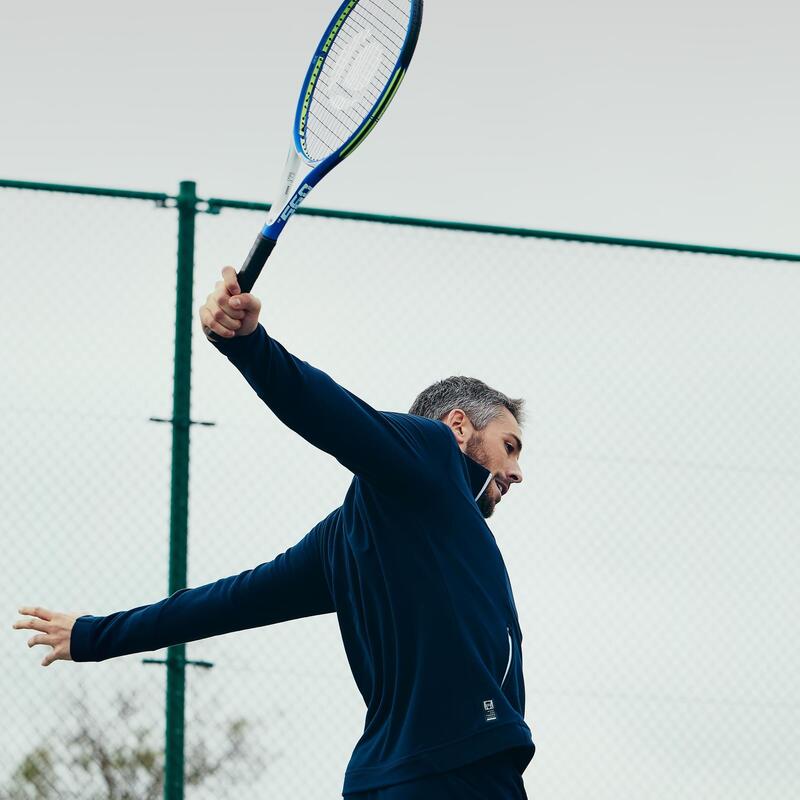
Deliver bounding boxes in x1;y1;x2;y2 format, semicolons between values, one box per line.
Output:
237;234;277;293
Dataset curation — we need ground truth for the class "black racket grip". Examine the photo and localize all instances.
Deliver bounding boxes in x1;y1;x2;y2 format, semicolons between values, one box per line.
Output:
236;234;277;293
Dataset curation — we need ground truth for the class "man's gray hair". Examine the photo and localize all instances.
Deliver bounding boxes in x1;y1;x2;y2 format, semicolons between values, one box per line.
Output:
408;376;524;431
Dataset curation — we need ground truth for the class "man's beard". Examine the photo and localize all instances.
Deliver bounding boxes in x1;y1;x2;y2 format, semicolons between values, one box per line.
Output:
465;433;496;519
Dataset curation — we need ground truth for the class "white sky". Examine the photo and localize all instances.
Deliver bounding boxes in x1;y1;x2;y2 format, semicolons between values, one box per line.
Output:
2;2;799;799
1;0;799;253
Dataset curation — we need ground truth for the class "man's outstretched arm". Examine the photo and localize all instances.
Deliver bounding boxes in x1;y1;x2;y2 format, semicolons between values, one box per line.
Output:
12;524;333;665
198;267;448;492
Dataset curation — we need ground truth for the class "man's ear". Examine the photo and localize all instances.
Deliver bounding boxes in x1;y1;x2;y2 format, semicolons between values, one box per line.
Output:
442;408;474;447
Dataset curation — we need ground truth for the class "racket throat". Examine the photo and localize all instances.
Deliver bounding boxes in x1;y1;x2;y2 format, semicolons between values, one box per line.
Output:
265;147;303;225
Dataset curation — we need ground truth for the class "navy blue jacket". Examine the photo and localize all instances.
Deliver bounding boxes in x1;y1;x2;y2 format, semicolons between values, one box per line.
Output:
71;324;534;793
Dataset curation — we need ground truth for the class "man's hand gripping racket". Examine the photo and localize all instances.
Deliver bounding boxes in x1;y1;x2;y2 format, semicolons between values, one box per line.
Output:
202;0;423;341
200;267;262;340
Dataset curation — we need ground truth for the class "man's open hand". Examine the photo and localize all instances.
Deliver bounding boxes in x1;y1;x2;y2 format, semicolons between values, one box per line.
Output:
12;607;79;667
199;266;262;340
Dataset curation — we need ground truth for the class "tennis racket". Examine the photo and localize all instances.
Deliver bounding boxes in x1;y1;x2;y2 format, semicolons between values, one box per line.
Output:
236;0;423;293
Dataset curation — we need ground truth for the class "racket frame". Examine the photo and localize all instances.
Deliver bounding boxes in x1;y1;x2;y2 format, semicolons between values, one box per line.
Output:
237;0;423;292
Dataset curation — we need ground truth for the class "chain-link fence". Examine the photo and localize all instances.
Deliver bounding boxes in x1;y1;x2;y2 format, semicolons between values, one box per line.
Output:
2;179;799;799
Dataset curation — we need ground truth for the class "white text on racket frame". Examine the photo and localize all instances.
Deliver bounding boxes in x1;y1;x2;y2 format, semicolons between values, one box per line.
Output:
280;183;313;222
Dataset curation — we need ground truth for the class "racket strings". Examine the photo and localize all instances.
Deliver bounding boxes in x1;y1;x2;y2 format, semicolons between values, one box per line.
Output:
351;7;406;50
303;0;411;161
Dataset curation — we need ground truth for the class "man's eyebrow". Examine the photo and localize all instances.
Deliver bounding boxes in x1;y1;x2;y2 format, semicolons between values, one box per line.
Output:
507;433;523;453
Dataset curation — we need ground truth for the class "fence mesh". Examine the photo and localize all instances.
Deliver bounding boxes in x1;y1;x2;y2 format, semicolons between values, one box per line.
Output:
2;184;799;799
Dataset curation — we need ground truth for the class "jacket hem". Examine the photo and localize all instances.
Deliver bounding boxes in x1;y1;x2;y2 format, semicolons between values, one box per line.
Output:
342;722;534;794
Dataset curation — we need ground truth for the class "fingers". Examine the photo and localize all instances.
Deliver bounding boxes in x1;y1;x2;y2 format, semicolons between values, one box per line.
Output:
27;633;52;648
41;642;70;667
13;611;71;667
214;270;261;316
13;607;53;633
221;266;241;296
198;267;262;341
12;617;50;633
12;607;76;668
229;294;260;313
18;606;53;621
199;301;240;339
211;280;246;320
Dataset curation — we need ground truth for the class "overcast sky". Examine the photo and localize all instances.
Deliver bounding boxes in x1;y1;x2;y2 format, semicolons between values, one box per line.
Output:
2;0;799;253
2;3;799;799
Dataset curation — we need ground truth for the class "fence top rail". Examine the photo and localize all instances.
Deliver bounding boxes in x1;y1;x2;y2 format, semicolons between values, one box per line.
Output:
0;178;169;203
2;177;799;263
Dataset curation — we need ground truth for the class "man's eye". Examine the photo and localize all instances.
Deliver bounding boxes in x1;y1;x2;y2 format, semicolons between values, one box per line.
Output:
505;442;514;454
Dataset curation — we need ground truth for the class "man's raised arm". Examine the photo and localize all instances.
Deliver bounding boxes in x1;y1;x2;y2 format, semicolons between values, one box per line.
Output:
199;267;448;491
13;524;333;665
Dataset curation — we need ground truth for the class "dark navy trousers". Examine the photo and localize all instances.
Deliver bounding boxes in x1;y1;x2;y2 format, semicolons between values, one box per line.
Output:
344;749;529;799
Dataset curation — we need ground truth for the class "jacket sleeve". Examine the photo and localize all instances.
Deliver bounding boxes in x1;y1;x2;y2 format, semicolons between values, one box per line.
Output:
211;324;448;492
70;525;333;663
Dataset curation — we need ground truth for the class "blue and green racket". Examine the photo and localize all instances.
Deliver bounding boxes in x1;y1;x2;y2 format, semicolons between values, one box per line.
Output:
236;0;423;292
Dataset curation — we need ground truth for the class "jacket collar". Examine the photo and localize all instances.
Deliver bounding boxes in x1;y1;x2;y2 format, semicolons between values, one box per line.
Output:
462;452;493;501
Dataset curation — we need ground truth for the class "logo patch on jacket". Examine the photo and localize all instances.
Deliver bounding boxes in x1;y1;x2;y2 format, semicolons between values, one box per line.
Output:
483;699;497;721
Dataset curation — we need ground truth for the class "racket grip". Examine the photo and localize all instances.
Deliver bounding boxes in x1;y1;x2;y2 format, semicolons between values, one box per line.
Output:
236;234;277;293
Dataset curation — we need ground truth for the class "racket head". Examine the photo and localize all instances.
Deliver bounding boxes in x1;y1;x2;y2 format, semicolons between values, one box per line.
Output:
293;0;423;166
243;0;422;290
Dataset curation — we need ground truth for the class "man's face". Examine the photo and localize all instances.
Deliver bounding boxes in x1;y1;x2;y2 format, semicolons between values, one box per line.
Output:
455;407;524;518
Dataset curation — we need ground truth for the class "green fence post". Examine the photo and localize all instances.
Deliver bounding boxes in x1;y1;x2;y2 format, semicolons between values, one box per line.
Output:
164;180;197;800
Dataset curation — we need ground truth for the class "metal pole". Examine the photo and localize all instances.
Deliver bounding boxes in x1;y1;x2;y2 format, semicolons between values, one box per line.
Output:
164;180;197;800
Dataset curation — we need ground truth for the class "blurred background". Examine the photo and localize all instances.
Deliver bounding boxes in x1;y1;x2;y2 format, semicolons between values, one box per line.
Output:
1;0;799;798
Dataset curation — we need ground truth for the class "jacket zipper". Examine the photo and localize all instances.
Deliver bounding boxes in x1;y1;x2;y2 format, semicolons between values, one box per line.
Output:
500;626;513;687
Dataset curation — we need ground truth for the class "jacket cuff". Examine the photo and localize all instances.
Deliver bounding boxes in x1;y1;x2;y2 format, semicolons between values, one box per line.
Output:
70;614;102;662
208;324;263;359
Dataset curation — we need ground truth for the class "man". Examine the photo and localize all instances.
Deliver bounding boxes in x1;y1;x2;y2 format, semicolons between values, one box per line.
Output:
14;267;535;798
